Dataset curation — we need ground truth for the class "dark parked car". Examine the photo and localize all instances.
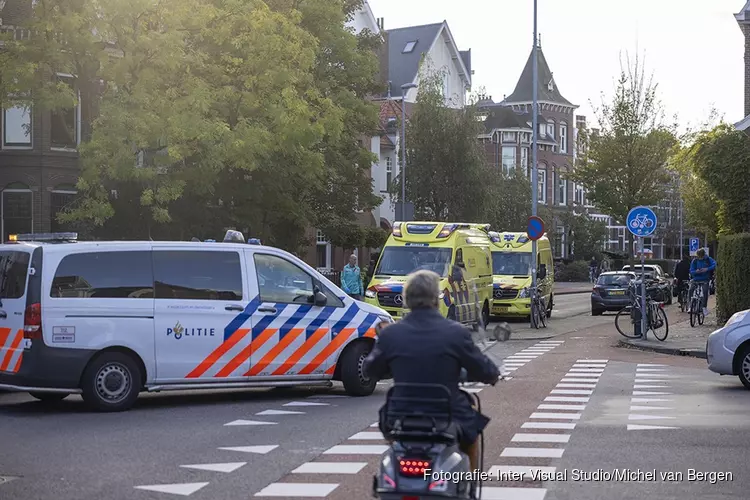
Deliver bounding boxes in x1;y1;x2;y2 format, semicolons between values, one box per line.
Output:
622;264;673;305
591;272;636;315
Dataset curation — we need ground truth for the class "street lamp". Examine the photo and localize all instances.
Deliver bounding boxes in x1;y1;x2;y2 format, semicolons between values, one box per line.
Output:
400;82;418;221
530;0;540;295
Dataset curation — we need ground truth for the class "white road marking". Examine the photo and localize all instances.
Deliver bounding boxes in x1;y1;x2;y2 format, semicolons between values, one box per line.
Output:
538;404;586;411
630;405;673;411
637;363;668;366
134;483;210;496
628;424;679;430
323;445;389;454
563;373;600;378
636;368;668;372
480;487;547;500
284;401;330;406
511;433;570;443
633;391;672;395
550;389;593;395
348;431;384;440
218;445;278;454
631;397;673;403
556;383;596;389
306;394;349;399
628;414;676;420
179;462;246;473
545;396;589;402
256;410;305;416
224;420;276;426
292;462;367;474
634;379;673;383
561;378;600;383
529;412;581;420
522;422;576;430
572;364;606;368
634;385;671;389
501;447;564;458
568;368;604;373
578;359;607;362
254;483;338;497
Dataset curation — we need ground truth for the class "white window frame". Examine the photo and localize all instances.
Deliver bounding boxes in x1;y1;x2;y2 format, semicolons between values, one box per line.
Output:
316;230;332;271
2;188;33;243
547;122;554;139
50;188;77;231
403;41;416;53
50;72;81;152
2;102;33;150
521;147;529;172
502;131;516;143
501;146;515;175
574;182;584;206
556;225;565;258
538;168;547;204
384;156;392;192
442;70;450;100
556;172;567;206
560;123;568;153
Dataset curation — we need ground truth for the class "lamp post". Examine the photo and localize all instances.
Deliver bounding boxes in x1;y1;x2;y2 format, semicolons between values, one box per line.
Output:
530;0;539;295
400;82;417;221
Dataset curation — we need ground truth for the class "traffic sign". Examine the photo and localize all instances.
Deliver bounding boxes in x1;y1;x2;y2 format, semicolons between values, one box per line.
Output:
690;237;700;255
527;216;545;241
626;206;657;237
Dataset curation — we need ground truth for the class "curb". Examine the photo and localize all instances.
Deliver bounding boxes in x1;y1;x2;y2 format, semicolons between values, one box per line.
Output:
617;339;707;359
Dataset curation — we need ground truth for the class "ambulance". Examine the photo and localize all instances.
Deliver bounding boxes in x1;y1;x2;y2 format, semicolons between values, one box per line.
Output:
0;231;393;412
364;222;494;328
489;231;554;318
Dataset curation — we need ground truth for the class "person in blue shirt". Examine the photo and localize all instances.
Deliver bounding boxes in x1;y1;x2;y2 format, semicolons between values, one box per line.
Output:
341;254;363;300
689;249;716;316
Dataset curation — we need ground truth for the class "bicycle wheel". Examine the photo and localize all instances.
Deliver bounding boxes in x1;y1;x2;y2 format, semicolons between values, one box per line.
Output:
651;307;669;341
530;302;539;329
698;310;705;326
538;299;547;328
615;307;639;339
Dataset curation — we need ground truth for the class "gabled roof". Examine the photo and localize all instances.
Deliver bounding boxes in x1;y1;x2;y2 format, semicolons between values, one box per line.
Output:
504;46;574;107
478;103;556;142
736;0;750;23
384;21;471;98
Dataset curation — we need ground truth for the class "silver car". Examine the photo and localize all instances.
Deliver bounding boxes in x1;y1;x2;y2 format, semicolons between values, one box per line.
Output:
706;309;750;388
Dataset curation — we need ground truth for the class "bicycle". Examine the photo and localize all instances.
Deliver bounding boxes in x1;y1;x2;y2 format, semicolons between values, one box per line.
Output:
615;280;669;341
688;280;705;327
530;286;547;329
678;281;689;313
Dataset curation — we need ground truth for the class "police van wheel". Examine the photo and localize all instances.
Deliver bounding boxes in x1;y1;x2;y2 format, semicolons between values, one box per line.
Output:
546;294;554;318
29;392;68;402
341;342;376;397
81;352;142;412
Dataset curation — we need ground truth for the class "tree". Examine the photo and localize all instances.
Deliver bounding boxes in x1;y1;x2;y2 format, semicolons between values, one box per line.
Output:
485;167;532;231
395;69;491;222
569;53;677;262
671;124;750;236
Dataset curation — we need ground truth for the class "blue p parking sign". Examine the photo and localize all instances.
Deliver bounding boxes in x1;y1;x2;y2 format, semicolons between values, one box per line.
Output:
690;237;700;255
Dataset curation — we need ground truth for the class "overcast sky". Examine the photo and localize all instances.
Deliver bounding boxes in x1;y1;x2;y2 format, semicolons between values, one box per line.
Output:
368;0;745;131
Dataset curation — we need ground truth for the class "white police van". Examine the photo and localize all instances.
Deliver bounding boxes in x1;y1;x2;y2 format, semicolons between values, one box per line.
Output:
0;231;393;411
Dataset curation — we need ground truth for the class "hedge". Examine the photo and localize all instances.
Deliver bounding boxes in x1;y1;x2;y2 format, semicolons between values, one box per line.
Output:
556;261;590;282
716;233;750;324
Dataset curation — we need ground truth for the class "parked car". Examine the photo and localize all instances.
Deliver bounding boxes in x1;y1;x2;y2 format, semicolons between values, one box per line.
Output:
622;264;673;304
707;309;750;388
591;271;636;316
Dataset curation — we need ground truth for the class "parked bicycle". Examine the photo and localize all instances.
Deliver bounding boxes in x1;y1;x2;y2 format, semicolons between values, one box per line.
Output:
615;279;669;341
688;280;705;327
530;286;547;329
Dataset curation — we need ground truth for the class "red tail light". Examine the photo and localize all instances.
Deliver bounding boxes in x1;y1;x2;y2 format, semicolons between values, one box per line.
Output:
398;458;431;477
401;497;419;500
24;302;42;340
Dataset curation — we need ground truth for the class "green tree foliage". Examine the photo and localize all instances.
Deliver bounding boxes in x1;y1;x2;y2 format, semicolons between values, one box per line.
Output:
394;70;490;222
485;167;532;231
569;53;677;260
672;124;750;236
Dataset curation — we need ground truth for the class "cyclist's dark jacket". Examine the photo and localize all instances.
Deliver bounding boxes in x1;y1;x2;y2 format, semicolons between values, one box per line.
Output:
690;256;716;282
674;258;691;281
363;308;498;444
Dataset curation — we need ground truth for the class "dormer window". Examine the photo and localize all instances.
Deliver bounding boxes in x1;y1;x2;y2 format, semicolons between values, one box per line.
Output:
547;79;554;92
403;41;417;53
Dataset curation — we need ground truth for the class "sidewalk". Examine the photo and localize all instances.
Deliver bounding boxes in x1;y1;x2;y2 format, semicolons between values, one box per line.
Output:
554;281;592;295
617;296;717;358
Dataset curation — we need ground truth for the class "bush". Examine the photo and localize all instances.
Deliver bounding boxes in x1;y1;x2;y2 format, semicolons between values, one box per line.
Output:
716;233;750;324
556;261;590;282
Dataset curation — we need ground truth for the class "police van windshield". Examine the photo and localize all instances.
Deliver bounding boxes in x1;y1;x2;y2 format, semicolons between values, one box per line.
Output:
374;247;452;277
492;251;531;276
0;250;30;299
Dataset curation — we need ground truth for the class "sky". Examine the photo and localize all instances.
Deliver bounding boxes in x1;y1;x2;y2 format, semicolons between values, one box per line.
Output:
368;0;746;131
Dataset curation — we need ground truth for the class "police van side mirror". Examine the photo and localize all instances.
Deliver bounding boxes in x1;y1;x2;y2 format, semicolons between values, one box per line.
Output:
537;264;547;280
314;291;327;307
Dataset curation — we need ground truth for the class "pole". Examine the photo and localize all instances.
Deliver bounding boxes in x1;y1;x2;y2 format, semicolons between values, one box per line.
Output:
640;236;647;340
400;98;406;221
679;198;684;260
530;0;539;298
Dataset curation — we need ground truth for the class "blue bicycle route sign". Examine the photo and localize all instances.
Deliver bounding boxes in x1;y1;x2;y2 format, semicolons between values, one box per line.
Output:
690;237;700;254
626;206;657;237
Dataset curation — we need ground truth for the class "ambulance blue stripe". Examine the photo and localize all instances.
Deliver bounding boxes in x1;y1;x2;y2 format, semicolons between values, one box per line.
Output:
305;306;336;339
330;303;360;339
224;296;262;341
357;313;378;336
252;303;289;340
278;305;312;338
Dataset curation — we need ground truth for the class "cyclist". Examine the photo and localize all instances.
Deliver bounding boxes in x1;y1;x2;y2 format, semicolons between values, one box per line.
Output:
689;249;716;316
589;257;598;283
673;255;691;306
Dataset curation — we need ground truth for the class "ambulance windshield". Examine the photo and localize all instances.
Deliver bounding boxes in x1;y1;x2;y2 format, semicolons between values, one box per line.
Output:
374;247;453;277
492;251;531;276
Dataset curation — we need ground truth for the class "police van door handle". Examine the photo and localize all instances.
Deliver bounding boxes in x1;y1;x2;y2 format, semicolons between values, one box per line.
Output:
0;310;6;319
258;306;277;314
225;305;244;312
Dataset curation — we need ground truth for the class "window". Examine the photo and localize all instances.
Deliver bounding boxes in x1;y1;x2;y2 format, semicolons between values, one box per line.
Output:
547;123;554;139
50;74;79;150
2;185;32;242
385;156;393;190
539;124;546;136
316;230;331;270
442;71;450;99
502;132;516;143
521;132;531;143
153;250;242;300
50;251;154;298
2;104;32;147
0;251;31;299
574;183;584;206
555;171;567;205
501;146;515;175
538;168;547;204
556;226;565;258
254;253;343;306
560;123;568;153
403;41;416;53
50;188;77;232
521;147;529;172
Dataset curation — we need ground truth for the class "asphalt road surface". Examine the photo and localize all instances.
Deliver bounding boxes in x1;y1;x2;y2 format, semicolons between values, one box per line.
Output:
2;300;747;500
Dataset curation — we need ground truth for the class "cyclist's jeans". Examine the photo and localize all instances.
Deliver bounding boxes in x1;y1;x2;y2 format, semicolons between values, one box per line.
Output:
688;281;710;309
677;279;688;300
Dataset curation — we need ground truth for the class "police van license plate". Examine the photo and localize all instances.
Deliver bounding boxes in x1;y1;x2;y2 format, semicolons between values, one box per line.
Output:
493;306;509;312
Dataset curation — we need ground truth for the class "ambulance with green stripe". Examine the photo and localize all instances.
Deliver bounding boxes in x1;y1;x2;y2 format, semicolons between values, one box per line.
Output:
488;231;554;318
364;222;493;327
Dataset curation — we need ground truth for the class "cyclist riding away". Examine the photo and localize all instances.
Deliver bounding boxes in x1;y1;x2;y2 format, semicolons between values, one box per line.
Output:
362;269;499;471
674;255;691;306
689;249;716;316
589;257;598;283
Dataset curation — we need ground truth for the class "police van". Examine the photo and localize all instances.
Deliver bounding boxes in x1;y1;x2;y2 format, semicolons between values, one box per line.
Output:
0;231;393;411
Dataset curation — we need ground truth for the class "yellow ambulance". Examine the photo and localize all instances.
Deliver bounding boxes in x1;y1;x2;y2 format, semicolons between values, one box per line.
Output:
364;222;494;328
488;231;554;319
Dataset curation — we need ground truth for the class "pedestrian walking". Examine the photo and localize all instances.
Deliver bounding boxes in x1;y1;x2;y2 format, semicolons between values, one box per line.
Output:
341;254;363;300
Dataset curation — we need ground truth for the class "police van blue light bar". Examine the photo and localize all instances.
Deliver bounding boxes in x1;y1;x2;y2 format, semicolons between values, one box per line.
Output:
9;232;78;242
247;238;261;245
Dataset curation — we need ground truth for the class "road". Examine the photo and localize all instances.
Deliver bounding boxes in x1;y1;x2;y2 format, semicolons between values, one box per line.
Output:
2;297;747;500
